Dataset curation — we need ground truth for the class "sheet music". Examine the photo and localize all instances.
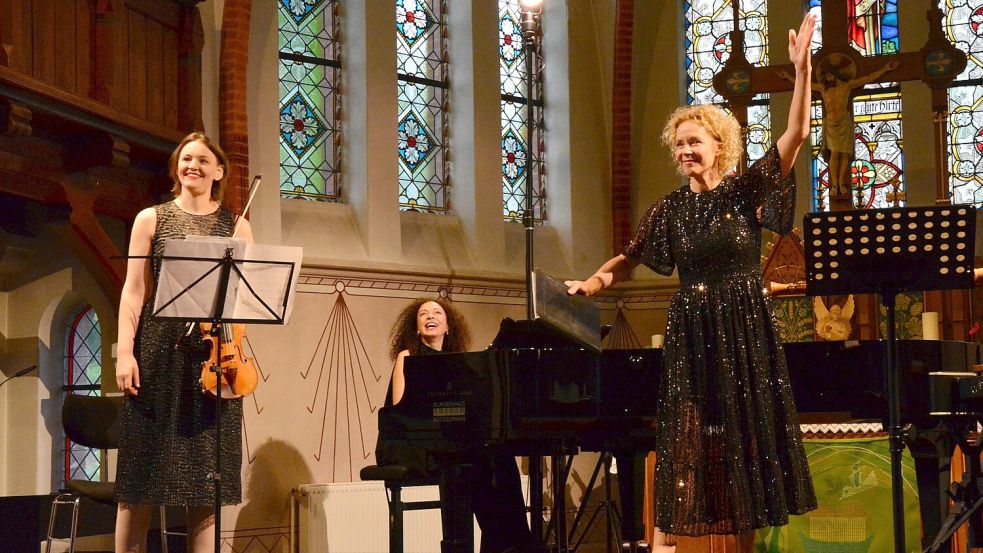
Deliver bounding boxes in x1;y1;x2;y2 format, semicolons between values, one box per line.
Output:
234;242;303;323
153;236;302;323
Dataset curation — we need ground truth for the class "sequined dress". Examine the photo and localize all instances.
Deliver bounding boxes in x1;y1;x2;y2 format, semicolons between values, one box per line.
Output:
624;146;817;536
115;201;243;506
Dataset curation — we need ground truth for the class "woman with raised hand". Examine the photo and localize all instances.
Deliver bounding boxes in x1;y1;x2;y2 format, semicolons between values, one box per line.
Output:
566;14;819;551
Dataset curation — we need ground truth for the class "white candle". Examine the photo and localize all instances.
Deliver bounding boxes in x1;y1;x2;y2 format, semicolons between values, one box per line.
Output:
651;334;665;348
922;312;940;340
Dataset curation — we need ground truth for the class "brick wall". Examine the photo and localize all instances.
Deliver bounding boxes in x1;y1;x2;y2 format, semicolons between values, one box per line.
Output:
220;0;252;215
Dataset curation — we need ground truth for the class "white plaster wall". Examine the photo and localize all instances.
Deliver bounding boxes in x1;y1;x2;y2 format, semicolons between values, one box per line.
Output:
0;266;112;496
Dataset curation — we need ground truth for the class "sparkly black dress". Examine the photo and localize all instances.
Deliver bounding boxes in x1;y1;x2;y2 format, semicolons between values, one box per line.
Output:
116;201;243;506
624;146;817;536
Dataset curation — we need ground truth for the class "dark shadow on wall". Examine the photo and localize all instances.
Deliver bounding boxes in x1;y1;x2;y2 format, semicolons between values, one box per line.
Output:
232;439;314;552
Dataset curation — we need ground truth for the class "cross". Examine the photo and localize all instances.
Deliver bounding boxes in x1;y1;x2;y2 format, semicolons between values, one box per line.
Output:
713;0;966;211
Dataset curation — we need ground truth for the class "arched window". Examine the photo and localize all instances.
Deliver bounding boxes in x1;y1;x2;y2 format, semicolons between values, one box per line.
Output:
278;0;342;201
397;0;450;212
684;0;772;166
499;0;546;222
809;0;905;211
940;0;983;206
64;305;102;484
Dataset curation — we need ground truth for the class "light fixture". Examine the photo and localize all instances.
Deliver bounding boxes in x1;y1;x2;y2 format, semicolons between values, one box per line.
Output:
518;0;543;14
519;0;542;40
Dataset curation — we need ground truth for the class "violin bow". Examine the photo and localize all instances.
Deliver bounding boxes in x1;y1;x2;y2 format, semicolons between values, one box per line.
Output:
233;174;262;238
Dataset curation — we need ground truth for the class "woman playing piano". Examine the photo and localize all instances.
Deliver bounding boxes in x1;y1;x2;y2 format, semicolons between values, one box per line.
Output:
566;14;819;551
378;298;542;553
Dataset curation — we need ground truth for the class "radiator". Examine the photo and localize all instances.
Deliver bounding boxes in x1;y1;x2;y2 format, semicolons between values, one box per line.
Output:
295;481;479;553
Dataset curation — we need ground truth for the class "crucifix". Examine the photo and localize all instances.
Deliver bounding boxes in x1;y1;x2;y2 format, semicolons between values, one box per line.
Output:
713;0;966;211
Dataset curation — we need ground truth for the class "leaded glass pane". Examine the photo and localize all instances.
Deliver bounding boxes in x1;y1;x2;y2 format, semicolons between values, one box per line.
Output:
850;0;900;56
397;0;448;213
68;439;101;481
941;0;983;206
809;0;823;52
70;308;101;389
65;307;102;485
500;0;545;222
810;0;904;211
746;102;772;165
811;0;899;59
941;0;983;81
278;0;341;201
683;0;771;167
684;0;768;105
946;84;983;204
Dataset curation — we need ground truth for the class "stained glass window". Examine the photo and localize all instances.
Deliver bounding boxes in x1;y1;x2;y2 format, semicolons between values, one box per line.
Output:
940;0;983;205
278;0;341;201
65;306;102;484
684;0;771;166
809;0;905;212
397;0;449;213
809;0;900;58
500;0;545;222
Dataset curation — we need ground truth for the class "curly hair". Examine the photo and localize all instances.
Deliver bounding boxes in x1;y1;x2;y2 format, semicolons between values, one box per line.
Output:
660;104;742;176
168;132;230;202
388;298;471;360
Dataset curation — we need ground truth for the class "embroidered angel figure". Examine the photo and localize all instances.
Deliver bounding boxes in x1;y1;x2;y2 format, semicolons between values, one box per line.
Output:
814;295;855;341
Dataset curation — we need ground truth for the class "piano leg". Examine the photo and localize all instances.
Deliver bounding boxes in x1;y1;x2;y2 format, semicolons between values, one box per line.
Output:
439;462;475;553
905;425;956;551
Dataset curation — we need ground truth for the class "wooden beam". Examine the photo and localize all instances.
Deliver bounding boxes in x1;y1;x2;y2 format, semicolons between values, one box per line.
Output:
0;65;184;152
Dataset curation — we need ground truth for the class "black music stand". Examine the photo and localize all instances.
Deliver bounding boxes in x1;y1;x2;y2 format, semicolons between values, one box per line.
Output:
151;237;301;553
803;205;976;553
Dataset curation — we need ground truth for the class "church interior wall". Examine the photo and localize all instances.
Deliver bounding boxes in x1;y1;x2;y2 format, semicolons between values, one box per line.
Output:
0;249;117;497
0;0;969;549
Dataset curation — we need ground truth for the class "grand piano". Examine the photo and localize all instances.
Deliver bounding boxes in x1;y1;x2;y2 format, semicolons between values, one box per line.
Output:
380;331;983;551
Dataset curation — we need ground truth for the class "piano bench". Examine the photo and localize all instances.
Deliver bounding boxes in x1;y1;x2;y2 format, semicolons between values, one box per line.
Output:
359;464;442;553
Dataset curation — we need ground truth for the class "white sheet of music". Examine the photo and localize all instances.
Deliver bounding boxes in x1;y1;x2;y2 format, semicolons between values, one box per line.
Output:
153;236;302;324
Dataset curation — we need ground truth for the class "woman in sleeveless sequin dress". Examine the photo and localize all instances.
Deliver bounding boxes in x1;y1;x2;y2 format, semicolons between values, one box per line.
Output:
114;133;254;553
566;14;819;551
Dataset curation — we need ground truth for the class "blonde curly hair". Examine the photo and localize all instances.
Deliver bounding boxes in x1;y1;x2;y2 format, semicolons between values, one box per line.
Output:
660;105;743;176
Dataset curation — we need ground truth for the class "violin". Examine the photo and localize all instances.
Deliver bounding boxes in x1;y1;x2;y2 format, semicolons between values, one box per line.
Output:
199;322;258;398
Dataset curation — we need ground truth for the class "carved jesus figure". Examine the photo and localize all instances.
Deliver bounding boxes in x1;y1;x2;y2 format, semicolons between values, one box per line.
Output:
814;54;898;200
779;53;898;203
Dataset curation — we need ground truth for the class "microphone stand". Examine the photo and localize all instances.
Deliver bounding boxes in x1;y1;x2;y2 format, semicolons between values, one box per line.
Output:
0;365;38;391
521;5;546;549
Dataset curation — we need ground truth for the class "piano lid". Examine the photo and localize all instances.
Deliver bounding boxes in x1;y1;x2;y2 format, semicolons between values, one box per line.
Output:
504;271;601;352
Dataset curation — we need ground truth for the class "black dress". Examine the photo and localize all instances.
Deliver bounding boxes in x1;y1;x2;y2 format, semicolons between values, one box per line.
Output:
115;201;243;506
624;146;817;536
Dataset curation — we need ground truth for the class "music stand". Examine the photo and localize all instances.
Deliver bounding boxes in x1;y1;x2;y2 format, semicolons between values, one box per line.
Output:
150;236;302;553
803;205;976;553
